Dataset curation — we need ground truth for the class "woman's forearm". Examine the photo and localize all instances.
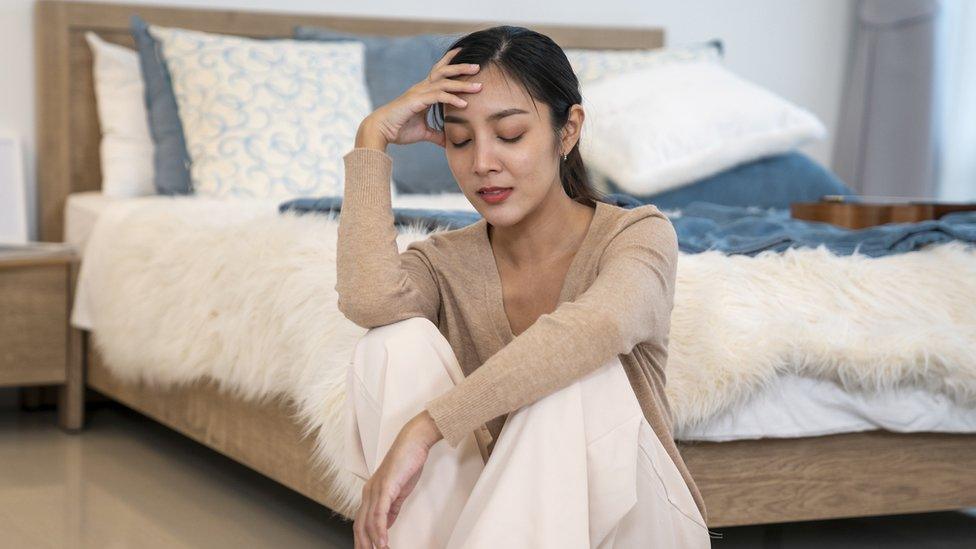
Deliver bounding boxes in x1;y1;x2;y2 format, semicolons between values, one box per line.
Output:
334;139;442;328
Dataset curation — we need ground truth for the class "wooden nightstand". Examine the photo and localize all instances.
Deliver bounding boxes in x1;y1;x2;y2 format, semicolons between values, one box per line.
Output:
0;242;84;431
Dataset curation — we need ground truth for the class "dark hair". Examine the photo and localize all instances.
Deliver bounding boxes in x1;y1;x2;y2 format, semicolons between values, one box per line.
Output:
429;25;606;208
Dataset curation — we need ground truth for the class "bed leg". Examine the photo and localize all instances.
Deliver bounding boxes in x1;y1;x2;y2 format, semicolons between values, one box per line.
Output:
58;325;85;432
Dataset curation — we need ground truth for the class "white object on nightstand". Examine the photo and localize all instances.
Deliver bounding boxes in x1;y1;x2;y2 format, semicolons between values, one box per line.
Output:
0;131;27;244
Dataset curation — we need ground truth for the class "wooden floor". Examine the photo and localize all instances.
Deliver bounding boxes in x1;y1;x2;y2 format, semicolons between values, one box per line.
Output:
1;390;975;548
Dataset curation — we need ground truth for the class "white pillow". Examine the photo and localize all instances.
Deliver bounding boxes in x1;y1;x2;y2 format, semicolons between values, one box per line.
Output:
566;42;722;86
579;60;826;196
84;32;155;197
148;26;373;200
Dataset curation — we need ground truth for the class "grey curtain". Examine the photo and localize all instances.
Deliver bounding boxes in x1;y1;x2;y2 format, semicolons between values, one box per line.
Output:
832;0;941;198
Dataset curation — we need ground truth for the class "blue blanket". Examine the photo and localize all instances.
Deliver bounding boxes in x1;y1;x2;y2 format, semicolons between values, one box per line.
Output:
280;195;483;231
279;193;645;231
670;201;976;257
279;196;976;257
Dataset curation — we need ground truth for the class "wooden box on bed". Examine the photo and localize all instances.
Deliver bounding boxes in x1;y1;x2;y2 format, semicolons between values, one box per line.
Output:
36;0;976;528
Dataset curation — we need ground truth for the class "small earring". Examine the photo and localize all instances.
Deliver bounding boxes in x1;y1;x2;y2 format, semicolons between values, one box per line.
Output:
562;153;568;161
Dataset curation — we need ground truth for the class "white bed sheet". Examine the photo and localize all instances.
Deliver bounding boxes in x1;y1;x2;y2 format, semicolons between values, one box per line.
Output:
675;373;976;441
63;191;976;442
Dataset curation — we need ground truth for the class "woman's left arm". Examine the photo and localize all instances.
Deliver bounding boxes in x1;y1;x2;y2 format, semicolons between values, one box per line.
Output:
427;208;679;447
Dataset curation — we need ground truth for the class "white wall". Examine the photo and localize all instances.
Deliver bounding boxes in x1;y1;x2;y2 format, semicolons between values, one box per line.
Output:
1;0;854;240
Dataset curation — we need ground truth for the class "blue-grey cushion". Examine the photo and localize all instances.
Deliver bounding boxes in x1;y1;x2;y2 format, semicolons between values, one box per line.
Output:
293;26;464;195
130;15;193;195
606;152;856;210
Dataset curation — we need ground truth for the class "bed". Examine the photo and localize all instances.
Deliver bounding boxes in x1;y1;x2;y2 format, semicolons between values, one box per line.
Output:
36;0;976;529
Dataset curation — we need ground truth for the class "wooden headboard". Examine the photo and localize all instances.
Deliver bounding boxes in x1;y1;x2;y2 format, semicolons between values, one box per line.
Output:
35;0;665;242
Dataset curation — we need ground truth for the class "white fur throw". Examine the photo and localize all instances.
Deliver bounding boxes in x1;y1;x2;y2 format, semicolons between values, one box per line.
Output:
79;198;976;518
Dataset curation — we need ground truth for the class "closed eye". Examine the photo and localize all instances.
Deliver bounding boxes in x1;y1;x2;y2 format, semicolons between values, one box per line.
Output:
450;134;524;148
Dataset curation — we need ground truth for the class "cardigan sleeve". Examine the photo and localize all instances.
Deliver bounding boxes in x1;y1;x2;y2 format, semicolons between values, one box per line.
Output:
425;208;680;447
334;147;441;328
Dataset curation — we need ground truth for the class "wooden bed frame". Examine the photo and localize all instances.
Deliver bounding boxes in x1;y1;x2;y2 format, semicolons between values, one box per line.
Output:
36;0;976;529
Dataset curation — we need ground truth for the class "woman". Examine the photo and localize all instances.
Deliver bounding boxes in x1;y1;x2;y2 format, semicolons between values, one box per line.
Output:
336;25;713;548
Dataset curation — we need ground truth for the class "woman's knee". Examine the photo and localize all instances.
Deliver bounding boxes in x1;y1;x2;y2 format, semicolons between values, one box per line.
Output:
351;316;455;380
354;316;441;353
349;317;464;423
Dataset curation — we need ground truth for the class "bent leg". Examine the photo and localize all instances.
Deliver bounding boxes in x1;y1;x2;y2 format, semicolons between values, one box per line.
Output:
346;317;485;547
348;323;711;548
445;355;712;549
611;420;712;548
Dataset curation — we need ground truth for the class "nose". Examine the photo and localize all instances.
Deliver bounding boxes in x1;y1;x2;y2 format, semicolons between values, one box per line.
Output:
472;140;500;177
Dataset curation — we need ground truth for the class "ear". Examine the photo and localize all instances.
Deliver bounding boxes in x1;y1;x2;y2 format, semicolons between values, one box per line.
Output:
560;104;585;155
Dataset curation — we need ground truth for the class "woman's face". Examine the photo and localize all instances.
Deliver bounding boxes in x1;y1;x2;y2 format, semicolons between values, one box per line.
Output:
442;64;563;226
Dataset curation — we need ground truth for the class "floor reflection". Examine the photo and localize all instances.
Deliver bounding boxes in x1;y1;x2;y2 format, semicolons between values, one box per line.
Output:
1;396;974;548
0;402;353;548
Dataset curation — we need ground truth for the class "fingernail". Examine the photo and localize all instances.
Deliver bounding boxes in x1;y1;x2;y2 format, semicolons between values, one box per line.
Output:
470;64;479;69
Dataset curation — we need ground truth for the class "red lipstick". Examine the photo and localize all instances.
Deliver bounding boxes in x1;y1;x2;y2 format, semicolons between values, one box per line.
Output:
477;186;513;204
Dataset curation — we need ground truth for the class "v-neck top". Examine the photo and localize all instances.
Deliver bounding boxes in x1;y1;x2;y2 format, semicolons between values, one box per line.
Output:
481;200;603;340
336;147;706;523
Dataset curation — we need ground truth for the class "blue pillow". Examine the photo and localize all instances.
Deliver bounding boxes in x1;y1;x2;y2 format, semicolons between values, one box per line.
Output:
606;152;856;210
294;26;464;195
130;15;193;195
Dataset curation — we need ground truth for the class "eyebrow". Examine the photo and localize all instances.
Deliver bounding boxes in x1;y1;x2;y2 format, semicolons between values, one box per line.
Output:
443;108;530;124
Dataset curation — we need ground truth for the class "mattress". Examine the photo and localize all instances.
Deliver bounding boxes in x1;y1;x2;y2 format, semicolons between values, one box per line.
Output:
63;191;976;442
64;191;122;260
66;191;116;332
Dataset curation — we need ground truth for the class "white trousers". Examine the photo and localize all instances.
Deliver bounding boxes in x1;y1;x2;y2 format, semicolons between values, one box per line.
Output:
346;317;712;548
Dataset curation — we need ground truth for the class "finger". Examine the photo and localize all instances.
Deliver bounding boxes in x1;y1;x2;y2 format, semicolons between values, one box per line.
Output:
432;61;480;82
360;511;375;548
356;484;373;549
388;496;404;528
432;47;462;70
374;492;394;548
366;489;389;547
354;502;369;549
432;90;467;110
424;126;446;148
366;483;385;548
354;525;367;549
438;78;483;95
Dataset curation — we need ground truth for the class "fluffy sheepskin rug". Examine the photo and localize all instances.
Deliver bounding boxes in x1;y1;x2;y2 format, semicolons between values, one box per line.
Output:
78;197;976;518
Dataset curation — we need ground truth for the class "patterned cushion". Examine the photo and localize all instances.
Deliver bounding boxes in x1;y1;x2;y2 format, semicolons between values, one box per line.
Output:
566;40;722;85
293;26;464;195
149;26;373;200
